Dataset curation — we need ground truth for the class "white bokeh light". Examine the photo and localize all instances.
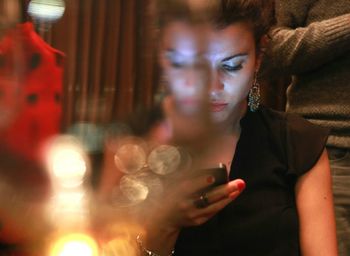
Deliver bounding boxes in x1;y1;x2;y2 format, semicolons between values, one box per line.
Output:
28;0;65;23
45;135;88;188
51;148;86;185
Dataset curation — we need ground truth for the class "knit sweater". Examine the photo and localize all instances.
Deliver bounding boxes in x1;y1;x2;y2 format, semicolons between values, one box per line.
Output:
268;0;350;148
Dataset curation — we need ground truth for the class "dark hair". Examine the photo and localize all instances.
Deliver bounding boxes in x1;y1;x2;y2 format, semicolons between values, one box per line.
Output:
153;0;275;46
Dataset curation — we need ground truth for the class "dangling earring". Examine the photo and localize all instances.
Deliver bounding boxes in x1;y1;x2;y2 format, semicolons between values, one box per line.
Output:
248;72;260;112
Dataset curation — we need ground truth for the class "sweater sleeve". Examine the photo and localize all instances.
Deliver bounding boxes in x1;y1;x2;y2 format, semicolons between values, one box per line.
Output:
268;1;350;74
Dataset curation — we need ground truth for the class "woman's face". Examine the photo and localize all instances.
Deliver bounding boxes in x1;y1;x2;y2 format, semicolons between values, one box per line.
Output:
160;21;260;125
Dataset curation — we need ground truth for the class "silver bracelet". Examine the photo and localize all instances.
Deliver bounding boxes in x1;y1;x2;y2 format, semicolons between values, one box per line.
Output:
136;234;175;256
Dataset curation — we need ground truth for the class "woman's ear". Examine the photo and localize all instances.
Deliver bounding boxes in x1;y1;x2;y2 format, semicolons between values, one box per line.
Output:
259;34;269;54
255;34;269;70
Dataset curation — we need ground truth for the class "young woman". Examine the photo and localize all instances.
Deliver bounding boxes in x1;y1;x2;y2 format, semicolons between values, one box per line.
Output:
132;0;339;255
98;0;338;255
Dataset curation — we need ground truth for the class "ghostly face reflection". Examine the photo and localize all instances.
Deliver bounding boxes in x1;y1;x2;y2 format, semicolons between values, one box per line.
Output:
160;21;259;125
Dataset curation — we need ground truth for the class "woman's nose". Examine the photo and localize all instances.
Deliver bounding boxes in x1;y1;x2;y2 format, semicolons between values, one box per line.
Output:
210;69;223;92
184;59;211;90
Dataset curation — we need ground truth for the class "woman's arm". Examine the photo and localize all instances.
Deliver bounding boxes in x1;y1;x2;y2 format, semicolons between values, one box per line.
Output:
141;177;245;255
268;0;350;74
295;149;338;256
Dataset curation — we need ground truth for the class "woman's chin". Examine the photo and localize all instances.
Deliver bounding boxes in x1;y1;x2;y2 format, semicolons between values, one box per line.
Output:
210;111;228;124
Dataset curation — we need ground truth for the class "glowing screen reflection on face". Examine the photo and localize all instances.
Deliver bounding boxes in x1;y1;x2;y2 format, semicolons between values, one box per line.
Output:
162;21;258;125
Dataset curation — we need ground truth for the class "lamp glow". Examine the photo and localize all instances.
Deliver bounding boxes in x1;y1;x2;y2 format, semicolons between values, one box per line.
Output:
45;135;88;188
28;0;65;22
49;233;98;256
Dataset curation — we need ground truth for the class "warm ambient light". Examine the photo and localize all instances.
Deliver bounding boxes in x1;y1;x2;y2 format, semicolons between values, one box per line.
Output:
49;233;98;256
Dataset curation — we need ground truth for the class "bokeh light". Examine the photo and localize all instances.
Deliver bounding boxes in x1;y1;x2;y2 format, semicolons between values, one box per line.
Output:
148;145;181;175
67;123;105;154
49;233;98;256
44;135;88;188
27;0;65;23
47;191;88;224
119;175;149;203
114;143;146;174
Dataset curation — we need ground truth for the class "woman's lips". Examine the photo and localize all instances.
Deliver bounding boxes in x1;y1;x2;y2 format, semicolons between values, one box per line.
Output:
177;99;228;112
210;103;228;112
179;98;199;106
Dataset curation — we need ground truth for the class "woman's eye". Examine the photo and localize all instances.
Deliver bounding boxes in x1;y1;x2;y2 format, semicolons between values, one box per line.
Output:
170;60;185;68
165;52;187;69
222;63;243;72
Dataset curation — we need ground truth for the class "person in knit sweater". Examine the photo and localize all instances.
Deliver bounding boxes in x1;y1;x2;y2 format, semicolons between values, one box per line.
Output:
267;1;350;255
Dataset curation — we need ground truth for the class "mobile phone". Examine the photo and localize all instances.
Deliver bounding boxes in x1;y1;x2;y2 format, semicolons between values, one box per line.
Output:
197;163;228;192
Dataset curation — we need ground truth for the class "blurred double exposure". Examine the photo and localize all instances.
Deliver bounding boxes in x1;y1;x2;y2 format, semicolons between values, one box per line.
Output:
0;0;164;255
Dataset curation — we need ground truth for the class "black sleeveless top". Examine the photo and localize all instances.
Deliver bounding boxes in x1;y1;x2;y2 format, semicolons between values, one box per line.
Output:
175;107;329;256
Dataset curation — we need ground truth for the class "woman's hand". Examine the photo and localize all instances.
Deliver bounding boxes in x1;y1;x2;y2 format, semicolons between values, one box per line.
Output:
140;173;245;255
146;172;245;231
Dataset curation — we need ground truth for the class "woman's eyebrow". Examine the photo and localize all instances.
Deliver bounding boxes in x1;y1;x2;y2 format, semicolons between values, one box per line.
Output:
165;49;184;58
165;48;176;54
165;48;202;58
222;53;248;62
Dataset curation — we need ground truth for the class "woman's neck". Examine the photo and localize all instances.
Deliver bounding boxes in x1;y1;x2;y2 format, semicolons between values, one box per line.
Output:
197;103;247;170
217;102;247;136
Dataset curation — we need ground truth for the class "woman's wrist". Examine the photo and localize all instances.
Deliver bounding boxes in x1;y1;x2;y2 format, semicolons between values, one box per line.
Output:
137;234;175;256
139;224;179;256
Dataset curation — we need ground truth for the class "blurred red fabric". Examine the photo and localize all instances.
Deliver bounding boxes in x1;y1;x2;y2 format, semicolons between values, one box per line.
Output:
0;22;64;162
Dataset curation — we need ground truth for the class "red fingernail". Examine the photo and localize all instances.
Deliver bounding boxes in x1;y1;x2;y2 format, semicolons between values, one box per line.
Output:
237;181;246;191
207;176;215;184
